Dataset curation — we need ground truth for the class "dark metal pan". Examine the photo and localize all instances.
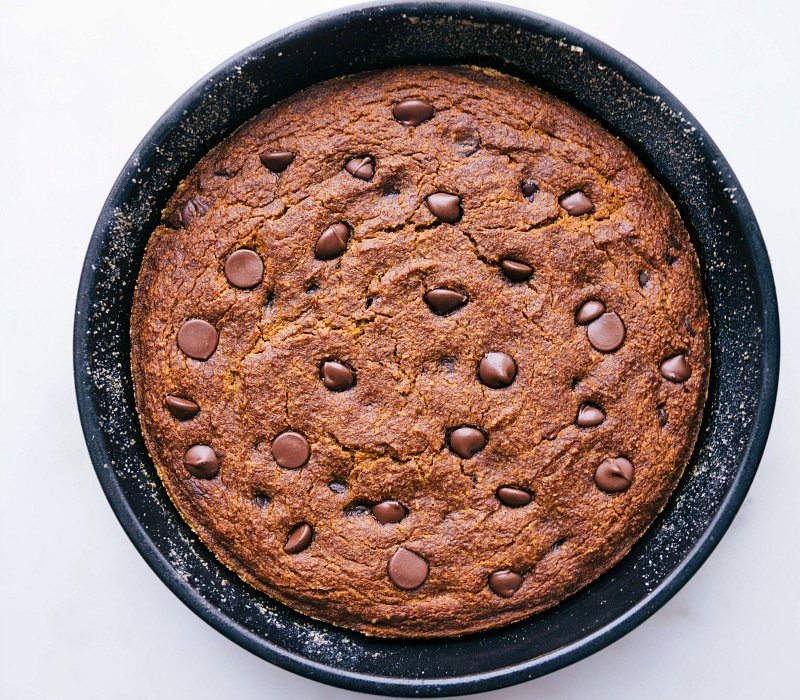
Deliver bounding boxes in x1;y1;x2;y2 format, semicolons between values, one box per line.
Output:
74;2;779;695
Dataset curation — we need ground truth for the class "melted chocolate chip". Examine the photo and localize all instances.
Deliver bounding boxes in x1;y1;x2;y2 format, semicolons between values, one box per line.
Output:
180;197;208;228
559;191;594;216
345;504;370;516
440;357;456;371
576;403;605;427
387;548;428;589
165;395;199;420
328;481;347;494
271;431;310;469
660;354;691;382
488;570;523;597
638;271;650;288
478;352;517;388
424;289;467;315
372;500;407;524
454;132;481;157
521;179;538;200
587;312;626;352
496;486;532;507
284;523;313;554
345;156;375;181
393;99;434;126
183;445;219;479
575;300;605;325
667;234;684;251
315;223;350;260
500;259;533;282
448;426;486;458
254;493;270;508
426;192;462;223
657;404;668;427
259;150;294;173
594;457;634;493
321;360;355;391
177;319;218;360
224;249;264;289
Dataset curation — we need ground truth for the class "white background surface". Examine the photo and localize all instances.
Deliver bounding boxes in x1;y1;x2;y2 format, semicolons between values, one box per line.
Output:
1;1;798;698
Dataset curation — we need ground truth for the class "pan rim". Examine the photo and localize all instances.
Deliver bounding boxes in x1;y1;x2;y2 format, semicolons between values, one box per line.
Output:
73;1;780;695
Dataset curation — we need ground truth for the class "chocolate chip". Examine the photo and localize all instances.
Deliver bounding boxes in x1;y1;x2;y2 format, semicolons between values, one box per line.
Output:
259;150;294;173
666;233;685;265
488;570;523;597
305;281;320;294
575;300;605;325
224;249;264;289
328;481;347;494
657;404;668;427
392;99;434;126
551;538;566;552
594;457;634;493
496;486;532;507
424;288;467;315
345;503;370;516
345;156;375;181
177;319;219;360
454;132;481;157
321;360;355;391
559;191;594;216
271;431;310;469
315;223;350;260
638;271;650;288
165;395;200;420
372;500;407;524
587;312;626;352
521;179;538;200
500;258;533;282
667;234;684;251
478;352;517;388
660;354;691;382
180;197;208;228
387;548;428;589
577;403;605;427
448;426;486;458
284;523;313;554
183;445;219;479
426;192;462;223
254;493;270;507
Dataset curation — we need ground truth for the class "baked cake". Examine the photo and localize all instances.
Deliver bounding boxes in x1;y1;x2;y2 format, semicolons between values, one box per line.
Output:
130;66;709;637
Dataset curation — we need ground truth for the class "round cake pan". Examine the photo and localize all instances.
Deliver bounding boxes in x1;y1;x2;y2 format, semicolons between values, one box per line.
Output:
74;1;779;695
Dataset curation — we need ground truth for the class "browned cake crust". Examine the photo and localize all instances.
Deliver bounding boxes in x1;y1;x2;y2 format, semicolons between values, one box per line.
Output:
130;66;709;637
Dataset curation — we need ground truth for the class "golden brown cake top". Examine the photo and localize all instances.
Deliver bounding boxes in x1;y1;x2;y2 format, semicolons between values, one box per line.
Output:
131;65;709;637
